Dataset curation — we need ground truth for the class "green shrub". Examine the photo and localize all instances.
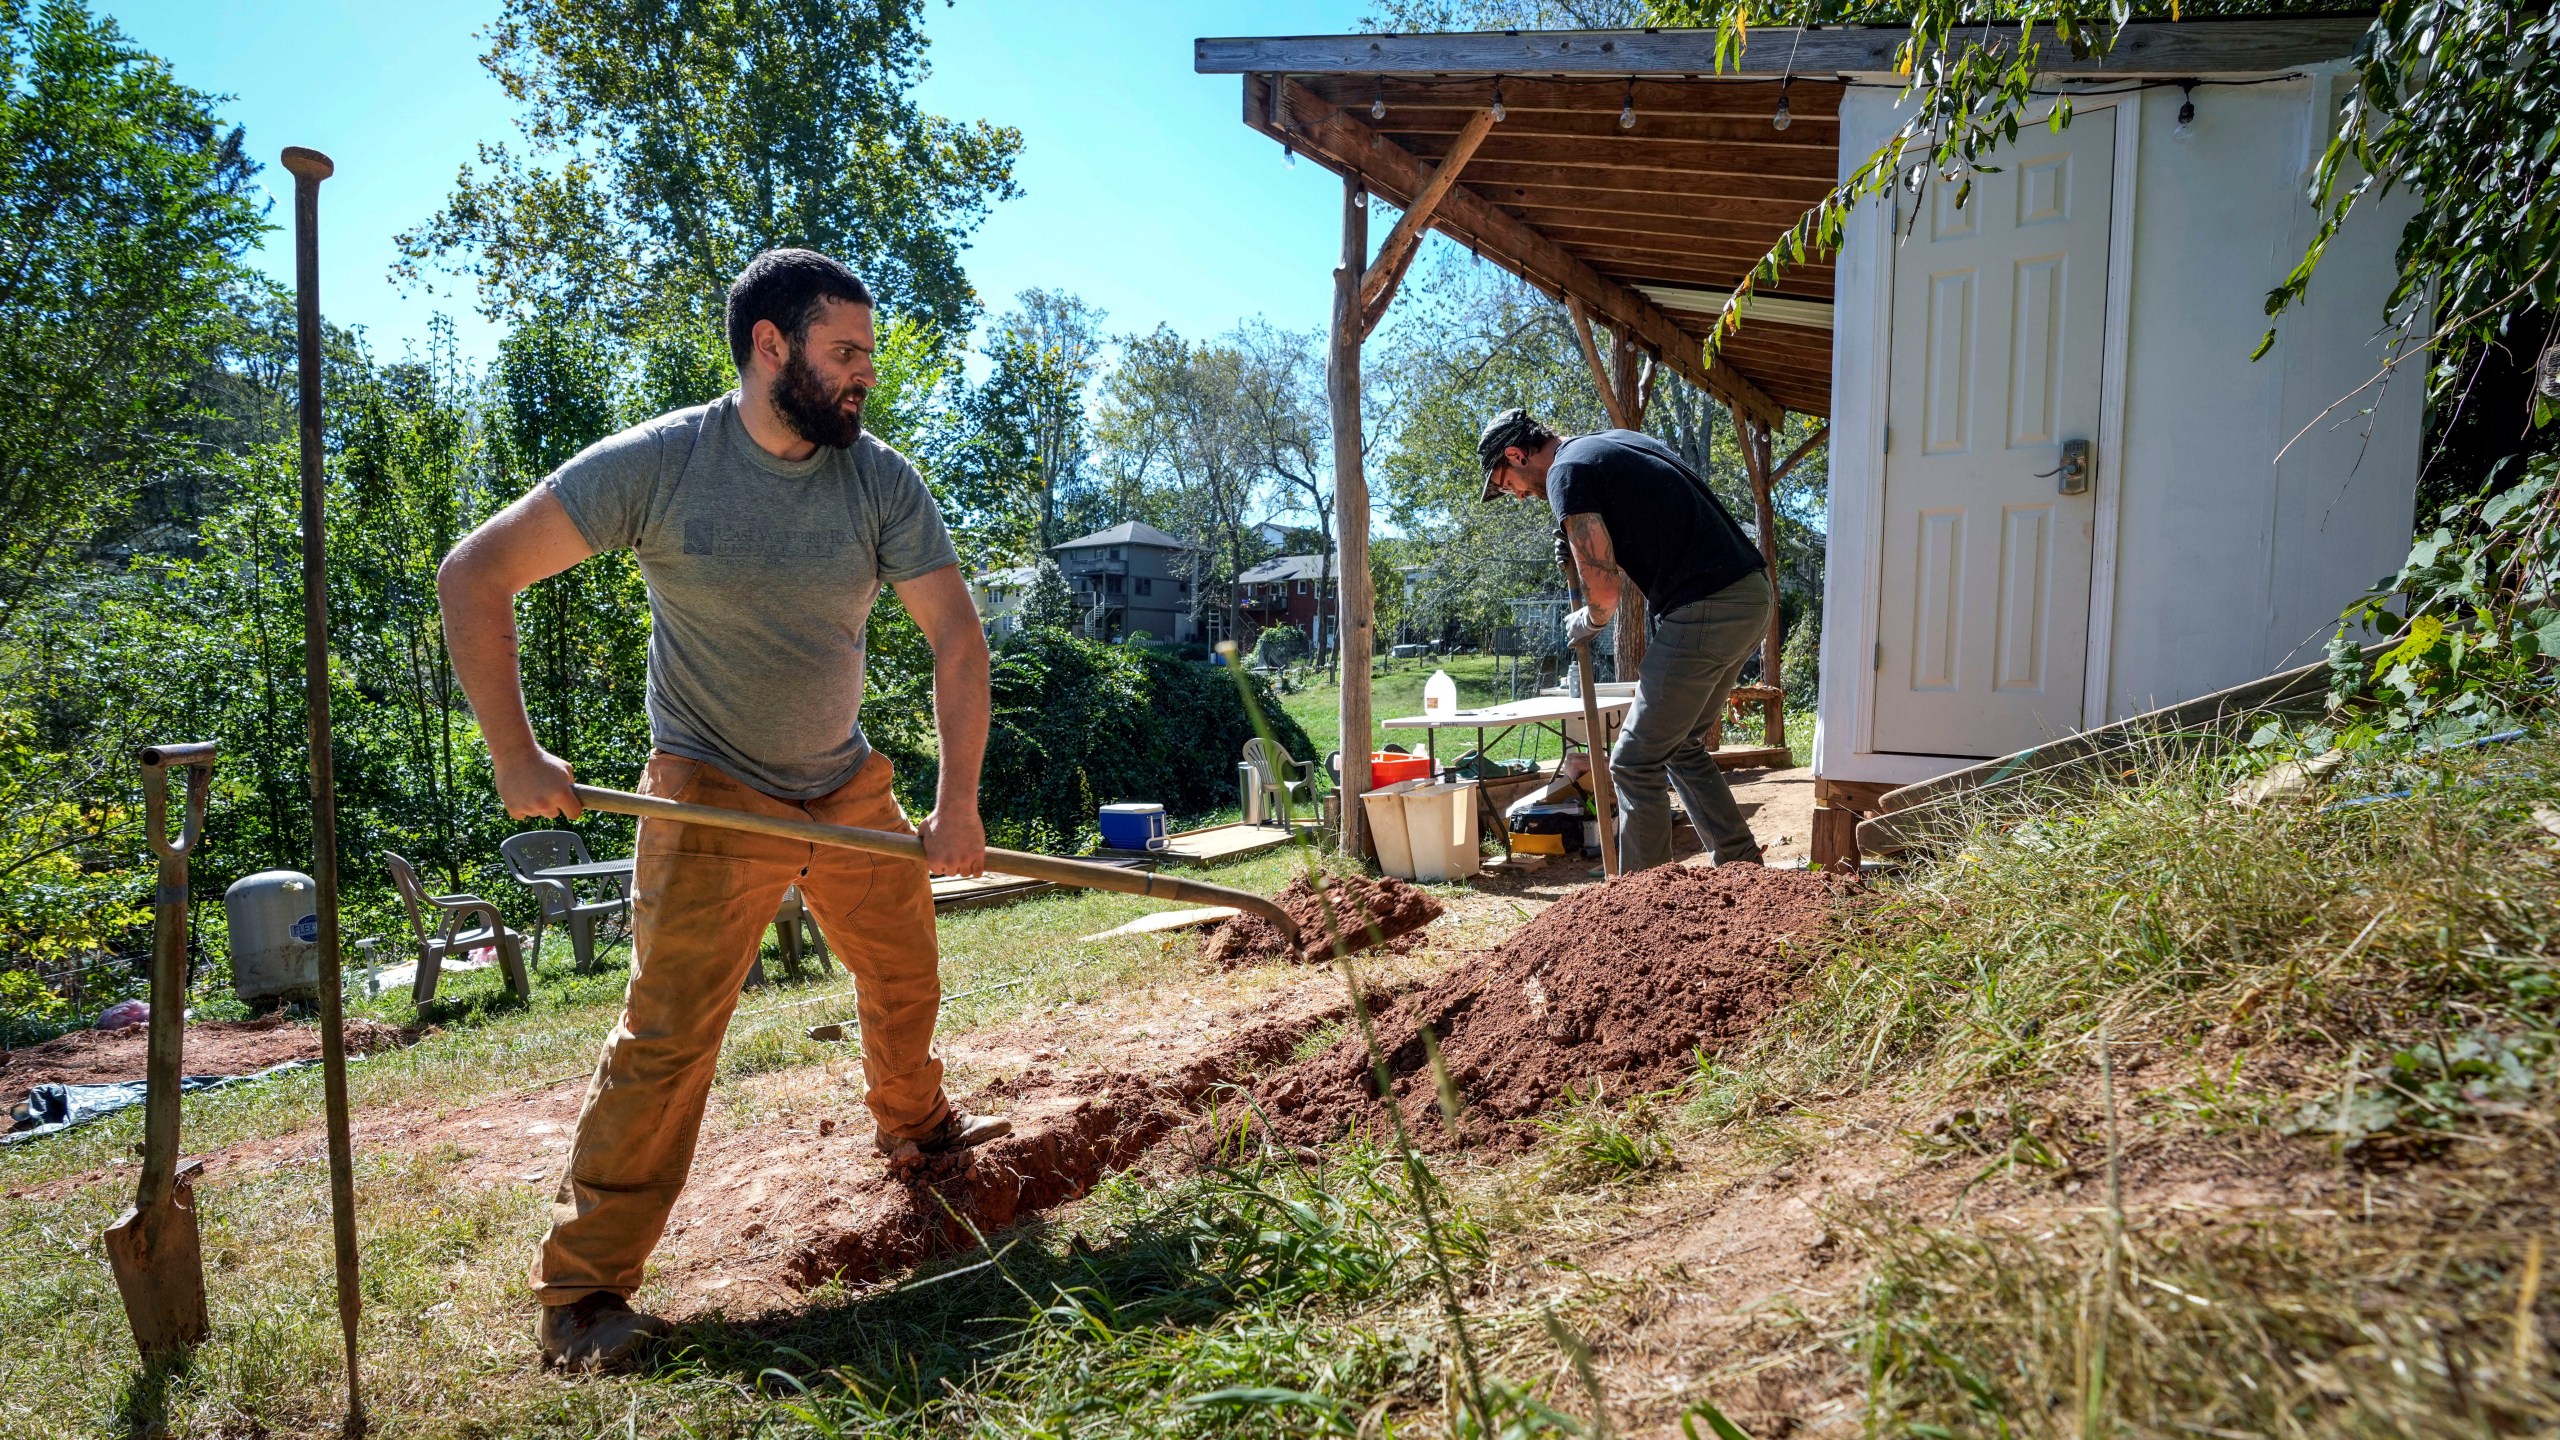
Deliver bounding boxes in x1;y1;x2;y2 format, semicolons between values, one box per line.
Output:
870;630;1314;847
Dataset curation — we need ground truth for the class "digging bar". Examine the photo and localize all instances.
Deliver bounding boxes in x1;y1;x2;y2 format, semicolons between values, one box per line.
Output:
105;741;217;1360
283;142;366;1436
570;785;1304;946
1560;553;1621;879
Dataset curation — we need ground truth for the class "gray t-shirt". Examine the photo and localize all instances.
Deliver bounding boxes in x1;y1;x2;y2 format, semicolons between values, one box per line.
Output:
546;392;959;800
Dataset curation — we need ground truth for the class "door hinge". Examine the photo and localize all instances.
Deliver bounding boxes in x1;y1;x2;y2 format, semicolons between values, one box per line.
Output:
1882;426;1891;455
1874;641;1883;671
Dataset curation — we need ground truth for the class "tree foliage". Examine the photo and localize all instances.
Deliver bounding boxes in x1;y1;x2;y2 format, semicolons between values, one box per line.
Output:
0;0;261;638
395;0;1022;335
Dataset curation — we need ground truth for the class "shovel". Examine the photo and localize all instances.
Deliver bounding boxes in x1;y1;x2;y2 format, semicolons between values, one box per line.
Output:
1560;554;1622;879
570;785;1304;947
106;740;217;1360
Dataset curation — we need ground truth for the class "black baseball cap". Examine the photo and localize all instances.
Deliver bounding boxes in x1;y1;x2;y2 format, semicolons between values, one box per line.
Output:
1476;407;1538;501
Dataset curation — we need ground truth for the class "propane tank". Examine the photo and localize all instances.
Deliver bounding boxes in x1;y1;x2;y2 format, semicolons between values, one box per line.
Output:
224;870;321;1006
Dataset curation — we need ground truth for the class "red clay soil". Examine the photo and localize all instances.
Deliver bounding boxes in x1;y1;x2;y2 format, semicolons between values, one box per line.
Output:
1198;873;1444;968
0;1014;415;1093
1250;863;1851;1150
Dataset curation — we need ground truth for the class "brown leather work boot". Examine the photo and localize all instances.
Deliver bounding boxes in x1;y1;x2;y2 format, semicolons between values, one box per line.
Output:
874;1107;1013;1162
538;1292;671;1372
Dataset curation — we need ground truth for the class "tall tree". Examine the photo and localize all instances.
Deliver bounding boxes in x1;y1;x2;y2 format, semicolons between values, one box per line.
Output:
991;290;1105;550
396;0;1023;336
1230;321;1336;653
1096;326;1271;642
0;0;261;640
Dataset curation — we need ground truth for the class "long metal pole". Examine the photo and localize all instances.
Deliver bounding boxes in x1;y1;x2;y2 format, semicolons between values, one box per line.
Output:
283;143;365;1437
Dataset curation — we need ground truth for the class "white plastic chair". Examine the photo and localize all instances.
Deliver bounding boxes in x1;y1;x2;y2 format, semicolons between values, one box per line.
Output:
383;852;530;1005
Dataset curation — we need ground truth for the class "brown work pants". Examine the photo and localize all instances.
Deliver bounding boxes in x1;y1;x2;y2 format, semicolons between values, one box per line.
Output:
532;750;945;1304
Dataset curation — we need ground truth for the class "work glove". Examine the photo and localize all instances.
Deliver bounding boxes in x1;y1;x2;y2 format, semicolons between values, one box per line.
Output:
1563;605;1605;647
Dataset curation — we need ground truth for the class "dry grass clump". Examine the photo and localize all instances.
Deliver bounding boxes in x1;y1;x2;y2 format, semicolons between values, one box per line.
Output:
1766;732;2560;1113
1855;1155;2560;1435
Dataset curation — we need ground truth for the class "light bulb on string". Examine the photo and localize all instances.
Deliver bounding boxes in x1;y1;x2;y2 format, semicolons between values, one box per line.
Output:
1371;80;1387;121
1489;79;1506;123
2174;80;2197;139
1773;78;1793;132
1283;144;1297;167
1619;79;1637;130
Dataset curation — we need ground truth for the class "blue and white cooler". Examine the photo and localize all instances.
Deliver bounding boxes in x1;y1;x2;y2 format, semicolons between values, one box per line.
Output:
1097;802;1170;852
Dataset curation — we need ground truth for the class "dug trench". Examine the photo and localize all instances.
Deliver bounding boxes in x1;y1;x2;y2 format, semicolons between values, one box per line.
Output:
11;863;1851;1324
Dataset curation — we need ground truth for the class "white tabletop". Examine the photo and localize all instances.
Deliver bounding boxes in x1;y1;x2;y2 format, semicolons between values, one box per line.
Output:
1380;694;1633;731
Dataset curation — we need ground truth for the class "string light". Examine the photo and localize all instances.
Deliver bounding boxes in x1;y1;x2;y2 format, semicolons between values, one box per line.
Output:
1371;80;1387;121
1773;78;1793;132
1283;144;1296;167
2174;80;2198;139
1619;79;1637;130
1489;78;1507;123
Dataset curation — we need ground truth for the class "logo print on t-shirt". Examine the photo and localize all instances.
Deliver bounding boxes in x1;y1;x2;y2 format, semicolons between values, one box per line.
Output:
683;517;850;559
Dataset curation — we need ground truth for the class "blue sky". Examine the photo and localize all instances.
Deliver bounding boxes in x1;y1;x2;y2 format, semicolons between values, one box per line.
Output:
98;0;1372;370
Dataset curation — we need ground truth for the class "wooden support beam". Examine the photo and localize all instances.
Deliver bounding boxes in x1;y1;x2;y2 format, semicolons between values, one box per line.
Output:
1564;297;1654;678
1329;173;1375;856
1257;77;1784;429
1736;410;1786;731
1359;105;1494;336
1770;424;1828;485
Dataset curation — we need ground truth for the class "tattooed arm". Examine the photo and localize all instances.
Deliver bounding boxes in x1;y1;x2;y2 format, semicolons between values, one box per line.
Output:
1562;511;1626;624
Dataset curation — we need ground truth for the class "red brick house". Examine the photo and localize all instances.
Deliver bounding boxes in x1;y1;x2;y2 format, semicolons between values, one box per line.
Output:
1235;554;1338;653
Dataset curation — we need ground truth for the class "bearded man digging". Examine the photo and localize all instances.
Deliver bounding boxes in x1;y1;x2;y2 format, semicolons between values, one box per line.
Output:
439;250;1006;1370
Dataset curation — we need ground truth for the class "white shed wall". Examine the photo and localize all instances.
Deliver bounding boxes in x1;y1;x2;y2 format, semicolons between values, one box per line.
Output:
1815;71;2421;787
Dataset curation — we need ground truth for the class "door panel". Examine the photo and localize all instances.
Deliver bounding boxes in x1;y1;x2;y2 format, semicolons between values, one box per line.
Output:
1874;110;2114;757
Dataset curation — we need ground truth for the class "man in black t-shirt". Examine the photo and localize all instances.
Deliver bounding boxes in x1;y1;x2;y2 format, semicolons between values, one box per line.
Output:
1478;407;1775;871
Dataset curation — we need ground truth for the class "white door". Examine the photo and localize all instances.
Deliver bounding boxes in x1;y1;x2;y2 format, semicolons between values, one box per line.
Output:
1873;110;2115;757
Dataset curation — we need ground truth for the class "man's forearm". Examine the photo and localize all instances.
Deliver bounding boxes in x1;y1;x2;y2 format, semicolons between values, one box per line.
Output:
929;642;991;814
1564;512;1626;621
438;569;542;766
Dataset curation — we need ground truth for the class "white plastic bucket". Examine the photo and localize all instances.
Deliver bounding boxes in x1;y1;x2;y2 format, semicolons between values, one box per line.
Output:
1400;780;1482;883
1360;778;1426;879
1364;779;1481;883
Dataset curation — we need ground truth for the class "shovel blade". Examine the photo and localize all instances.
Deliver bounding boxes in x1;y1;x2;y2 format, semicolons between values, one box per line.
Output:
104;1181;208;1359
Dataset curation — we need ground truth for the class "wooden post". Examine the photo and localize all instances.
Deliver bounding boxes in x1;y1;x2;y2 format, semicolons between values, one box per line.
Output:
1608;325;1651;679
1564;297;1653;680
1736;411;1787;745
1330;174;1374;855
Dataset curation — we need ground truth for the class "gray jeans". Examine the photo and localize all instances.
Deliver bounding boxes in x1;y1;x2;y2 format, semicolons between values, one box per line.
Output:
1607;571;1775;872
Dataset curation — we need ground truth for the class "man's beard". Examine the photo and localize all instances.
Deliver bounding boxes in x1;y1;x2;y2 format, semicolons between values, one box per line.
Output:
771;345;867;449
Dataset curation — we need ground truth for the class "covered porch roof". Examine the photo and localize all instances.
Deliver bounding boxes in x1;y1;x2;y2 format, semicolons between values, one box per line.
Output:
1195;19;2369;423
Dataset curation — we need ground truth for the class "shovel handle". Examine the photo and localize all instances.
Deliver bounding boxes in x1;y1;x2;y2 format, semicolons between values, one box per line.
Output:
135;743;216;1211
569;785;1304;946
1558;552;1622;880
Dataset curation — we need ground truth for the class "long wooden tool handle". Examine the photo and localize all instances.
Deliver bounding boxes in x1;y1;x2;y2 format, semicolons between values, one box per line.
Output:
1559;547;1622;880
1572;639;1622;879
570;785;1303;945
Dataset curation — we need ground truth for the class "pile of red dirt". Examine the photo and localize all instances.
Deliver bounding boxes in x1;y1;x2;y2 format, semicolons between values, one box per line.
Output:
1;1014;415;1092
1250;863;1849;1150
1198;873;1443;968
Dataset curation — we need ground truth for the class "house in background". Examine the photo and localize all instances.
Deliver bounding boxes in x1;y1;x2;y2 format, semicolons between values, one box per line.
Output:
1051;521;1197;643
1235;554;1338;653
971;564;1040;640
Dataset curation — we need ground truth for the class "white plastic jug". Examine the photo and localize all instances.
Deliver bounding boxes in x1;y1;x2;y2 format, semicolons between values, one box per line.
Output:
1423;668;1458;720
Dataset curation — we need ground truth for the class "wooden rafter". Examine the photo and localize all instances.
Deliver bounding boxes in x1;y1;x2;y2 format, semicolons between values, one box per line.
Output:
1256;77;1784;428
1200;20;2373;79
1358;105;1495;337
